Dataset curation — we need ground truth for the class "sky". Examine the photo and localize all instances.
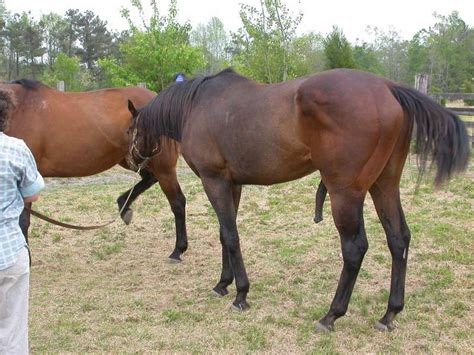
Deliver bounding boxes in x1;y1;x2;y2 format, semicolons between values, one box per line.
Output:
4;0;474;42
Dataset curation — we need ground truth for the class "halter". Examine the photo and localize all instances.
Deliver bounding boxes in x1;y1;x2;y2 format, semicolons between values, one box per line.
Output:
128;113;161;170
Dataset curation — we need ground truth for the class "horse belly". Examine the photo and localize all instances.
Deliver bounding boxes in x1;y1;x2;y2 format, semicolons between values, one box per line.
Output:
229;149;315;185
39;148;126;177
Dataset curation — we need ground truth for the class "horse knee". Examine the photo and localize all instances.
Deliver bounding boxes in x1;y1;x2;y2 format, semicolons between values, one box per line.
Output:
171;194;186;217
341;238;368;271
225;240;241;255
220;230;241;255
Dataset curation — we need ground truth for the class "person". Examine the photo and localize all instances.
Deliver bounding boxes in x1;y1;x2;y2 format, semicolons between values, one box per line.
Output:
0;89;44;354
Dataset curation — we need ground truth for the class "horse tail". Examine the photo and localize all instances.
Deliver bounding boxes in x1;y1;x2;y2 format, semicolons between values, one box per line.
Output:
389;84;470;186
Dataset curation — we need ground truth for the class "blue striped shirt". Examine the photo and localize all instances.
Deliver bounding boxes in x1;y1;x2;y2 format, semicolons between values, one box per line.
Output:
0;132;44;270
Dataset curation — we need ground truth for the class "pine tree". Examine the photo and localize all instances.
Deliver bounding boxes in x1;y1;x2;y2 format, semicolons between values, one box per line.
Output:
323;26;355;69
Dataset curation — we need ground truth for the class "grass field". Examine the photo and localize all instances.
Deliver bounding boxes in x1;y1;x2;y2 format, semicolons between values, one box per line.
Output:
29;157;473;353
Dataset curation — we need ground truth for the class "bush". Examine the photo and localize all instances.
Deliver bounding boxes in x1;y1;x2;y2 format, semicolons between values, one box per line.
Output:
463;80;474;106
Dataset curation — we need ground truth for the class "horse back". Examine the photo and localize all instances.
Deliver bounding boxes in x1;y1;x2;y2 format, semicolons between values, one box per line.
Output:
3;83;156;177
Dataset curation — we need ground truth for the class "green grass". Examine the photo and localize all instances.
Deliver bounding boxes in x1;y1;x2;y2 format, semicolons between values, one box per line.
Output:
28;159;474;353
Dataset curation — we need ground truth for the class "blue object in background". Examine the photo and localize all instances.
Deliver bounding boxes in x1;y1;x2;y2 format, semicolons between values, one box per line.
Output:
175;73;185;82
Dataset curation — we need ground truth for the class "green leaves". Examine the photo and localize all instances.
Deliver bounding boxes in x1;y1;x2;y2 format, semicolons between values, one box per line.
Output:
100;0;205;92
323;26;356;70
191;17;229;75
232;0;303;83
41;53;88;92
425;12;473;92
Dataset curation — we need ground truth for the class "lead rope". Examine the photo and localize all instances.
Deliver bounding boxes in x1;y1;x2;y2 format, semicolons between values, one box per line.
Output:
26;158;151;230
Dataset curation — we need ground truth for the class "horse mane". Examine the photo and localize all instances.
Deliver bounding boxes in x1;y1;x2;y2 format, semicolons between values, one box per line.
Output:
10;79;45;90
136;68;242;155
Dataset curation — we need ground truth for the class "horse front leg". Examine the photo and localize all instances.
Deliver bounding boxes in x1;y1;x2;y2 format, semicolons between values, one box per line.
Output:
155;169;188;262
117;169;157;225
317;191;368;331
212;184;242;297
202;176;249;310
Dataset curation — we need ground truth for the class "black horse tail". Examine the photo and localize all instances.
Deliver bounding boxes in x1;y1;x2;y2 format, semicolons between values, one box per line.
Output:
390;85;470;186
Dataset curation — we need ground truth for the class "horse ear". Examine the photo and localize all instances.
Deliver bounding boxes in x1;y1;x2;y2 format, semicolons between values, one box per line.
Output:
128;100;138;117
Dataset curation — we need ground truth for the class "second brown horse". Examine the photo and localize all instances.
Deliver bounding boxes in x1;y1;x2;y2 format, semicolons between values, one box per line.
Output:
1;80;188;261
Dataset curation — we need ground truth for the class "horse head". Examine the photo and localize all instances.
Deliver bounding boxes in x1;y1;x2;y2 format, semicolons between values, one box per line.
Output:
126;99;160;171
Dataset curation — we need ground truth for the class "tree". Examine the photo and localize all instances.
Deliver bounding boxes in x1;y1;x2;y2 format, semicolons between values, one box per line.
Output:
40;13;68;70
232;0;302;83
100;0;205;91
424;12;473;92
353;41;383;74
323;26;356;69
4;12;44;79
74;10;113;70
405;31;430;85
41;53;85;91
0;0;8;78
290;32;325;77
22;13;44;78
0;0;6;29
369;27;408;82
191;17;229;74
62;9;82;57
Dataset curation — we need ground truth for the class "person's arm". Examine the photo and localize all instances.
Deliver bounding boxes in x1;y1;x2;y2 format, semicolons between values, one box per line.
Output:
19;143;44;200
23;194;40;203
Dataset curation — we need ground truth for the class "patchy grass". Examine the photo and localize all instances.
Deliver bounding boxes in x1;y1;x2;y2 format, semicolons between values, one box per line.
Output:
29;158;473;353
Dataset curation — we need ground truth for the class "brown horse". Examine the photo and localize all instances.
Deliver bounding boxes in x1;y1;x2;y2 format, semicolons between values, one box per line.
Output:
129;68;469;331
1;79;188;261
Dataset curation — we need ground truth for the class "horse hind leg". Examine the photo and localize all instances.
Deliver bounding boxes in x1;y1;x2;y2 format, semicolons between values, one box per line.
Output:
317;190;368;331
368;110;412;331
369;172;411;331
117;169;158;225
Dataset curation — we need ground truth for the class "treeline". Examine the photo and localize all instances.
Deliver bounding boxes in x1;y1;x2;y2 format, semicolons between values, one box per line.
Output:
0;0;472;93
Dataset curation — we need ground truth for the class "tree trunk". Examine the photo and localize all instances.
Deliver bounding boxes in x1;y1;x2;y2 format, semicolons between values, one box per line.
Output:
15;52;19;78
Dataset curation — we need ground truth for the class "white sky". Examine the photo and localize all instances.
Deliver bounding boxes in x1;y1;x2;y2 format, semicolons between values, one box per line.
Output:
5;0;474;42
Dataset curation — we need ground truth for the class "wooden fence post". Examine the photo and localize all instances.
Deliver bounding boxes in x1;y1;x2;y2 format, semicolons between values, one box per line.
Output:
414;74;429;94
57;81;65;92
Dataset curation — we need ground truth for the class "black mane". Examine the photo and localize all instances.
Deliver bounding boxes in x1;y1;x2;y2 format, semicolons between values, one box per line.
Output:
136;68;243;155
10;79;44;90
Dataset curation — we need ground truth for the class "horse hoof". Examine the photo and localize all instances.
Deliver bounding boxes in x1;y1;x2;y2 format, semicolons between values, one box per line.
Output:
121;209;133;225
313;215;323;224
168;250;183;262
231;300;250;312
168;257;182;264
315;321;333;332
375;321;394;332
211;287;229;297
